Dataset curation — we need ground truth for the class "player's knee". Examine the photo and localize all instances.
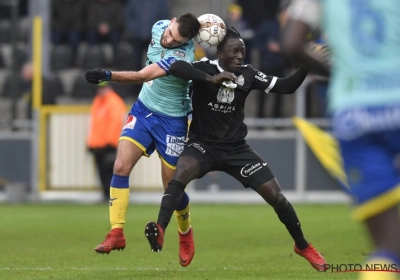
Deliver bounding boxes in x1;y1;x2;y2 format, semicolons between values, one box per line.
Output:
113;158;131;176
272;192;289;211
174;156;200;185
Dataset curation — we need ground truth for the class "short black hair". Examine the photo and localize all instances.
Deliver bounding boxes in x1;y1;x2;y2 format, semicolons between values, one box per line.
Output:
176;13;201;39
217;27;242;51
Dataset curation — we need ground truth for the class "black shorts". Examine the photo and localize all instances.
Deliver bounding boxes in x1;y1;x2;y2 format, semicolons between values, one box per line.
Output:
181;139;275;189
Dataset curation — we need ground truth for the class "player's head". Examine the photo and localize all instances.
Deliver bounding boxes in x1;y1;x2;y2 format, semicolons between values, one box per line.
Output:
161;13;200;48
217;27;245;73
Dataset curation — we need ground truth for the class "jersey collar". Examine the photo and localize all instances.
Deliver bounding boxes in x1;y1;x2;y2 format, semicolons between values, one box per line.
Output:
210;59;224;73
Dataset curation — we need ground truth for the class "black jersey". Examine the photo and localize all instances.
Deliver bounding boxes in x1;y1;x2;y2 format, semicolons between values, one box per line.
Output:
188;59;277;144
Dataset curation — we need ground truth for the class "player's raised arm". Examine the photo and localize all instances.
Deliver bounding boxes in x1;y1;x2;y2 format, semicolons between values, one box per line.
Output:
280;0;330;76
84;63;167;84
169;60;236;84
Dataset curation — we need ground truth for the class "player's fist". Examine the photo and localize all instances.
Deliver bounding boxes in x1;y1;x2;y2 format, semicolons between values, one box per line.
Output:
84;68;112;84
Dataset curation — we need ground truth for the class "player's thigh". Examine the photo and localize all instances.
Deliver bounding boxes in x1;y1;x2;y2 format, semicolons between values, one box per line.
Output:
222;146;275;189
122;104;157;157
114;139;144;175
152;115;188;169
176;140;220;184
339;134;400;219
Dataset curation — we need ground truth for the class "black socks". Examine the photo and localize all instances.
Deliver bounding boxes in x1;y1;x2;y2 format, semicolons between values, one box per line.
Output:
157;180;186;231
275;202;309;250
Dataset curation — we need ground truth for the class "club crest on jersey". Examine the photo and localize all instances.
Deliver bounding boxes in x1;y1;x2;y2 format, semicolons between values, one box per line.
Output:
236;75;244;86
161;50;165;59
173;50;186;58
217;86;235;104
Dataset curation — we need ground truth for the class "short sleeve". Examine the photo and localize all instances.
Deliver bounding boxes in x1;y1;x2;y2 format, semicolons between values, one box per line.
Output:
287;0;322;29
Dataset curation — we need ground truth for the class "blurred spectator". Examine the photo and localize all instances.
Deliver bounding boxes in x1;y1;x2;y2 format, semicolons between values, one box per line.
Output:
87;82;126;202
87;0;124;58
224;3;253;64
124;0;170;71
51;0;87;63
194;44;207;61
234;0;280;64
235;0;280;28
20;63;60;119
253;5;291;119
0;0;28;19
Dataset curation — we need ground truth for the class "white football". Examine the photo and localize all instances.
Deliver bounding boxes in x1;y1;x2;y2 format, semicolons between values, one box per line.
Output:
194;13;226;48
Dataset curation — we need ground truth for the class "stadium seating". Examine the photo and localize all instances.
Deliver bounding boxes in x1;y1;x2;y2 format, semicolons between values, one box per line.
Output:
79;45;107;70
51;44;74;71
110;82;137;100
70;72;97;99
113;42;135;70
0;20;10;43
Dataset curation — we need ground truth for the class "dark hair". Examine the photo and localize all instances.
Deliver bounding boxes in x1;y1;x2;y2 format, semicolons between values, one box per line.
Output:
217;27;242;51
176;13;201;39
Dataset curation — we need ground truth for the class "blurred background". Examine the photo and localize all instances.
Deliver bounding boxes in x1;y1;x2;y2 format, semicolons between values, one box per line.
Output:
0;0;341;204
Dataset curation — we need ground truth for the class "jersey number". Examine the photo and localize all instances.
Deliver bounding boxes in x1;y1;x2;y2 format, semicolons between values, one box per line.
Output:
350;0;385;56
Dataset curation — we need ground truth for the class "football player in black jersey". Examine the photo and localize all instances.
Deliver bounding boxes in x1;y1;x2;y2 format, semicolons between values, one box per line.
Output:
144;27;326;271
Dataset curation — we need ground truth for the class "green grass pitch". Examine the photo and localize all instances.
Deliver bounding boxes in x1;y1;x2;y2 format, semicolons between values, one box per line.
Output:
0;203;370;279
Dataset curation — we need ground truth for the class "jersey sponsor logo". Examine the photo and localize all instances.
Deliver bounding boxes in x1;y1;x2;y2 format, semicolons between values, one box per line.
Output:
188;142;206;154
166;135;186;157
240;163;264;177
173;50;186;58
236;75;245;86
255;71;269;83
208;102;236;113
332;105;400;140
123;115;136;130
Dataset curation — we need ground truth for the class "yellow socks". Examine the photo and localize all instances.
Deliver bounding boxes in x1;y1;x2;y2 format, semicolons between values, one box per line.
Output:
109;187;130;229
174;203;191;234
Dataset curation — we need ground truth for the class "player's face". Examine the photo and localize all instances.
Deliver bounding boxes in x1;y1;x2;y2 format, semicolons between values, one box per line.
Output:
218;38;246;72
161;18;189;48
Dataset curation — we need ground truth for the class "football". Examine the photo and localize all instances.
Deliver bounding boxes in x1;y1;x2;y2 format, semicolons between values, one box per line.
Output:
194;13;226;48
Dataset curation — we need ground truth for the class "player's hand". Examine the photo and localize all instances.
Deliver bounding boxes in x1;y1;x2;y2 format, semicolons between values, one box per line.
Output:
84;68;112;84
210;71;237;87
309;44;332;63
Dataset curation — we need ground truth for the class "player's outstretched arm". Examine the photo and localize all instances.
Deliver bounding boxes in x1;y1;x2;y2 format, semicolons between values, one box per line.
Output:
281;19;330;77
169;60;236;84
84;64;167;84
270;66;310;94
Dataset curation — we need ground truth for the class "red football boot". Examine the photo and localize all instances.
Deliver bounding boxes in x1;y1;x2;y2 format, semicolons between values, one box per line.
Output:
178;227;195;267
94;228;126;254
295;243;326;271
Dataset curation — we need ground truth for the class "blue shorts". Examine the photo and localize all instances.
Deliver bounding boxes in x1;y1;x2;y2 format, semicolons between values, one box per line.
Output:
120;99;188;169
333;105;400;221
